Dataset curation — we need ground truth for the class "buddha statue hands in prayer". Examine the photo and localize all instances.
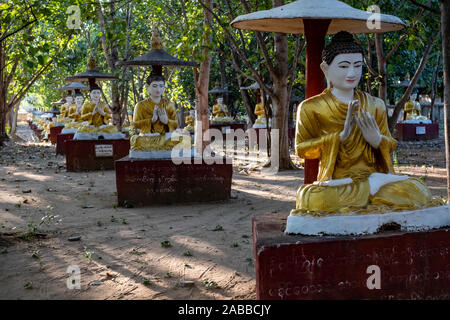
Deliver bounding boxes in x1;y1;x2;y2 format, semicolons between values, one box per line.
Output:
212;97;233;122
253;93;271;128
291;31;439;216
130;73;190;154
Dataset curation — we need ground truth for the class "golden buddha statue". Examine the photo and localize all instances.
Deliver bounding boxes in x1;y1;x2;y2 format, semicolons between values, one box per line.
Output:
184;109;195;131
211;97;233;122
291;31;439;216
404;93;430;122
75;85;123;139
252;92;271;128
56;95;75;124
63;92;85;133
130;73;190;156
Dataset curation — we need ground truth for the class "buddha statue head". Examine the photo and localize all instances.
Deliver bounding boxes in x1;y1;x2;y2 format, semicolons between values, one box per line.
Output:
65;94;73;105
146;73;165;103
75;92;84;108
217;96;224;105
90;84;102;104
320;31;364;92
410;92;418;101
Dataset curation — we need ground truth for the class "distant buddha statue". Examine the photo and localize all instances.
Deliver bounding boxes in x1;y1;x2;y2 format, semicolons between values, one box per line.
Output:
184;109;195;131
211;97;233;122
291;31;438;215
56;95;75;124
252;92;271;129
75;85;123;139
130;73;190;155
63;92;85;133
404;92;430;123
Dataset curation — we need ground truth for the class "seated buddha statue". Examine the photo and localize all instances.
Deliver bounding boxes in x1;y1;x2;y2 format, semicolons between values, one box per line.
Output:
211;97;233;122
75;85;124;140
130;74;191;157
404;93;430;123
252;96;271;129
290;31;440;216
184;109;195;131
56;95;75;124
63;92;85;133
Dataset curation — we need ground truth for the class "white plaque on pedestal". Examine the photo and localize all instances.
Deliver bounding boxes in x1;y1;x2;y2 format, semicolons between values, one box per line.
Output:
95;144;114;157
416;126;426;135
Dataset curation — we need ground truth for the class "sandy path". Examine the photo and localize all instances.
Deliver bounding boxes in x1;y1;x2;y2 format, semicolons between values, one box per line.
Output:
0;123;447;300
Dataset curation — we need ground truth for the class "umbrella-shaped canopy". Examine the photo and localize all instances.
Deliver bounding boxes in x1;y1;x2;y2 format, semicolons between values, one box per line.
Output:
51;98;67;106
66;57;117;84
231;0;406;34
209;81;231;94
57;82;89;91
116;29;198;70
240;82;260;90
392;74;425;88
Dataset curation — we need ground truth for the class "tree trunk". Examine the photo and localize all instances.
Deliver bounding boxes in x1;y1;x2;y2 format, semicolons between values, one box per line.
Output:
9;103;19;135
271;0;293;170
194;0;212;152
0;40;8;144
441;0;450;200
375;33;387;103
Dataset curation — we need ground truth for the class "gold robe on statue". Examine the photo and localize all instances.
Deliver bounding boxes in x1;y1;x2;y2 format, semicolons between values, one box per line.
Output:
131;97;189;151
212;104;228;118
294;89;436;214
77;101;118;133
68;105;82;123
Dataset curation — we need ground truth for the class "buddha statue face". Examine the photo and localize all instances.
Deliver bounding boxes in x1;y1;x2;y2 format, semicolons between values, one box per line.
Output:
321;53;363;91
217;97;224;105
410;93;417;101
146;80;165;102
75;95;83;107
65;95;73;105
90;89;101;104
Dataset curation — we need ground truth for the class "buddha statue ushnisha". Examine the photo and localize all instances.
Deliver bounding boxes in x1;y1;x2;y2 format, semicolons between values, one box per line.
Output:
130;72;190;154
290;31;441;216
211;96;233;122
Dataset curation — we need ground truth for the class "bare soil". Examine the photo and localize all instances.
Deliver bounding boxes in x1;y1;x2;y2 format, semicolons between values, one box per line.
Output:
0;123;447;300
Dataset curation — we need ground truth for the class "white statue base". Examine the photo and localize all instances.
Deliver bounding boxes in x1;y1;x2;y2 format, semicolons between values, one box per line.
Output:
61;128;78;134
285;204;450;236
73;132;126;140
403;119;432;124
129;148;196;160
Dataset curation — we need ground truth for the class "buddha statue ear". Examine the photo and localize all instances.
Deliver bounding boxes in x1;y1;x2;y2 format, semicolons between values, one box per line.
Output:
320;61;332;89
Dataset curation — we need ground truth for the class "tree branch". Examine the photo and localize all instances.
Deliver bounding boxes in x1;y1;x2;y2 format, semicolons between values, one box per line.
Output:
408;0;440;14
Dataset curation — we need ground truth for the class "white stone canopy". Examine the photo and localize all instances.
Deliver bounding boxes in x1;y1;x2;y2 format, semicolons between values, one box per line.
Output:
231;0;406;34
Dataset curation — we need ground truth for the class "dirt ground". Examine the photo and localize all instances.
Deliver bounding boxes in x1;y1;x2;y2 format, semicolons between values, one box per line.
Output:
0;122;447;300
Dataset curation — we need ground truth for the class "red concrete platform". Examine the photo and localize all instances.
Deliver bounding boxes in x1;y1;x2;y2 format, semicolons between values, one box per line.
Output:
49;126;63;145
66;139;130;172
115;156;232;206
395;123;439;141
253;212;450;300
56;133;74;155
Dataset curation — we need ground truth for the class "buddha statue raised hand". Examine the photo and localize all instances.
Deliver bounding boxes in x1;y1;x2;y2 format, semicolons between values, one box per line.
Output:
291;31;439;215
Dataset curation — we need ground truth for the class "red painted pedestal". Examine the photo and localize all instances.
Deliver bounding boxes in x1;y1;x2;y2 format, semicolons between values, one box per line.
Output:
65;139;130;172
254;212;450;300
49;126;63;145
395;123;439;141
115;157;232;206
56;133;74;155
